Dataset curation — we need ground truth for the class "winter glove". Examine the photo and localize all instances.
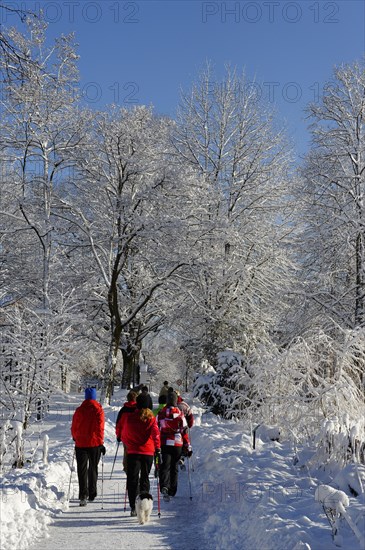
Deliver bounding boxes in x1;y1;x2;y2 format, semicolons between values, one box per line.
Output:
183;445;193;458
100;445;106;455
117;438;121;443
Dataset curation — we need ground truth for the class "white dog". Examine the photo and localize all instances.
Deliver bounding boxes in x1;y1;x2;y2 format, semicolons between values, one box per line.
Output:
135;492;153;525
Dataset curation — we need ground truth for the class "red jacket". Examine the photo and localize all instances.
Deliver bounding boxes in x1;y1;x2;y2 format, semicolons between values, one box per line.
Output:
157;405;190;448
71;399;105;447
120;409;160;455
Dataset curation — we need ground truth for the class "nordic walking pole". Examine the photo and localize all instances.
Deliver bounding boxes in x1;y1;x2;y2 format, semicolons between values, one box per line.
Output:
110;441;120;480
157;474;161;517
101;454;104;510
187;455;193;501
154;450;161;517
123;484;128;512
67;448;76;502
188;428;195;472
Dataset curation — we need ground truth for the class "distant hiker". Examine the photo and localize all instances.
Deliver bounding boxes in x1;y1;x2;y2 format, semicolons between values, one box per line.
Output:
177;394;194;428
159;381;169;398
141;385;153;409
153;394;167;417
71;387;105;507
157;391;192;500
115;391;138;472
120;393;161;517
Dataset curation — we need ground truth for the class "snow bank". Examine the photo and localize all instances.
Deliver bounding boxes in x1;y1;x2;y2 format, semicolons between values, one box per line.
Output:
190;411;364;550
0;454;71;550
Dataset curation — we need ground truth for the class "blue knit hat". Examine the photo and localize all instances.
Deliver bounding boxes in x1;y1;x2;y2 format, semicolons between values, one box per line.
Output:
85;387;97;400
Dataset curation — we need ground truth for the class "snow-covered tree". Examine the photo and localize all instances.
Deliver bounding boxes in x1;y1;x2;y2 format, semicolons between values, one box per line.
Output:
298;59;365;331
174;63;295;363
0;18;88;425
57;106;196;400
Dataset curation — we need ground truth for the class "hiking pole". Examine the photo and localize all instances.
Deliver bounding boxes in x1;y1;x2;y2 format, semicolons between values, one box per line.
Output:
110;441;120;480
187;455;193;501
101;454;104;510
188;428;195;472
67;447;76;502
154;452;161;518
123;483;128;512
156;474;161;518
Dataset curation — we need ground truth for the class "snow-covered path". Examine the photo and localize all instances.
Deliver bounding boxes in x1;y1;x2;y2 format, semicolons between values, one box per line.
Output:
29;392;209;550
30;450;208;550
31;468;165;549
2;390;364;550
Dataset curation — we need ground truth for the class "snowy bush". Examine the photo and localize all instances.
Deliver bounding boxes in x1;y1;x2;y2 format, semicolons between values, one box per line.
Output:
193;328;365;449
304;416;365;472
193;351;254;418
315;484;350;511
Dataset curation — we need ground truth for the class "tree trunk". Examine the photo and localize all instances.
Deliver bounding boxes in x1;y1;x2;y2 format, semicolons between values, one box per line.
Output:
121;346;140;389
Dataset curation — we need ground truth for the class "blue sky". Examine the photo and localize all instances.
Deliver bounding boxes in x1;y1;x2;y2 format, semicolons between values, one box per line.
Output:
3;0;364;158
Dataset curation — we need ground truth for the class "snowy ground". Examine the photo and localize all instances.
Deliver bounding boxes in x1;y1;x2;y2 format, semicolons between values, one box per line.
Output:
1;389;364;550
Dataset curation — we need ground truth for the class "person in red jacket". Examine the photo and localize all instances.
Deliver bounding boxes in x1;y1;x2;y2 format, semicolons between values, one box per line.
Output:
120;393;161;516
115;390;137;472
157;391;192;500
71;387;105;506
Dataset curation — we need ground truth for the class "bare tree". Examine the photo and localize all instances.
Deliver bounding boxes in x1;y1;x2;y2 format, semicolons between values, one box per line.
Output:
0;17;86;426
299;59;365;330
174;64;295;363
57;106;194;401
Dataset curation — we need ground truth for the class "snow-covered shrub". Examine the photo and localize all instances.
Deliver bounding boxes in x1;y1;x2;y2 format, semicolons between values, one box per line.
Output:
333;463;365;497
193;327;365;446
315;484;350;511
193;351;255;418
306;416;365;471
192;359;217;410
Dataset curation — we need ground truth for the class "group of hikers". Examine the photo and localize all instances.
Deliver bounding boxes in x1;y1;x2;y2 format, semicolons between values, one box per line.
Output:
71;381;194;516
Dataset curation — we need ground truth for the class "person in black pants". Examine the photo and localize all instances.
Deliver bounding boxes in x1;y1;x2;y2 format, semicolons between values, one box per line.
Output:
157;391;192;500
120;393;161;516
75;447;102;502
71;388;106;506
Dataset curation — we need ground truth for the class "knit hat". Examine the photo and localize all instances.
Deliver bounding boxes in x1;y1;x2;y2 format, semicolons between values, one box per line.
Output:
85;387;97;400
136;393;151;409
166;391;178;407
